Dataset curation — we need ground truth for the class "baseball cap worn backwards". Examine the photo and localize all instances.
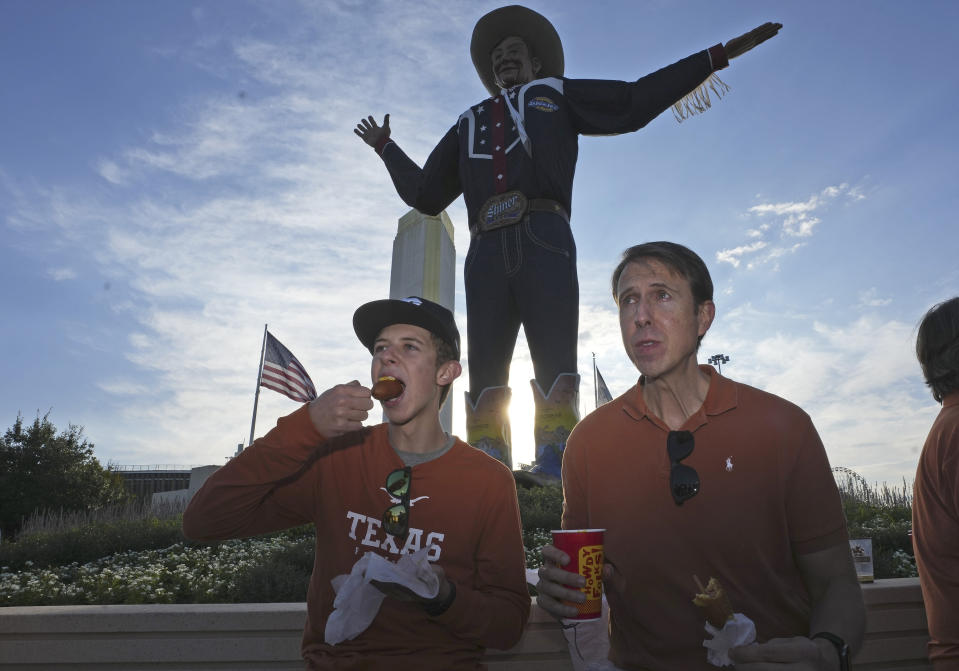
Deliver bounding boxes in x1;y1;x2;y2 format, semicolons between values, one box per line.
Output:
353;297;461;360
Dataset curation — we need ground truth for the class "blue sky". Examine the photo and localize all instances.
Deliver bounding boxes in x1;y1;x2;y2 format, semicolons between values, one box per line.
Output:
2;0;956;486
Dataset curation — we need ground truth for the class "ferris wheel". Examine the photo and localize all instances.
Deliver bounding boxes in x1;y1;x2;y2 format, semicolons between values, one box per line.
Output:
832;465;870;497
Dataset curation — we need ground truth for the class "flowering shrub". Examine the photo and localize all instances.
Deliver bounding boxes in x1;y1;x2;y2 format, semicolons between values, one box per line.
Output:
523;528;552;570
0;536;302;606
889;549;918;578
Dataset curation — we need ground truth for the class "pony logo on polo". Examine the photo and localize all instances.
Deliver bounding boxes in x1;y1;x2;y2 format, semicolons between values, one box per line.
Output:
528;96;559;113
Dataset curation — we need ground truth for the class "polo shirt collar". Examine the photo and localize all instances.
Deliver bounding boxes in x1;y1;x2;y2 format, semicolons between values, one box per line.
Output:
621;364;739;431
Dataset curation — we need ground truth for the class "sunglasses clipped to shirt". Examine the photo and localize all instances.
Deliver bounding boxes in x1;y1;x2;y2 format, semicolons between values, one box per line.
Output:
383;467;412;540
667;430;700;505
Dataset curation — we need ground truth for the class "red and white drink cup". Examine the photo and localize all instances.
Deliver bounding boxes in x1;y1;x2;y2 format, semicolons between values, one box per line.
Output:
550;528;605;621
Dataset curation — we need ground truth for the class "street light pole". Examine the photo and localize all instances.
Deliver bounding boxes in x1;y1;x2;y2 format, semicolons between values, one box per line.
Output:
708;353;730;375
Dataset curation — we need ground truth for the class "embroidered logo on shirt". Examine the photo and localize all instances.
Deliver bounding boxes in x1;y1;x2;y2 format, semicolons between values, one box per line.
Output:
725;457;734;472
528;96;559;113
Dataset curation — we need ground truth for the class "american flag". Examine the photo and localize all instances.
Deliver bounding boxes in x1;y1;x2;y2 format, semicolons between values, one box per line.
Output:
260;332;317;403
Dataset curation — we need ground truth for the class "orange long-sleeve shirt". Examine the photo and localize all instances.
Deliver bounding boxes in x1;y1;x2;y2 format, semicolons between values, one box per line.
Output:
183;405;530;670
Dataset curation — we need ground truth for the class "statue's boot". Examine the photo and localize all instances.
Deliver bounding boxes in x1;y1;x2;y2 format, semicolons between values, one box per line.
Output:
526;373;581;484
465;386;513;469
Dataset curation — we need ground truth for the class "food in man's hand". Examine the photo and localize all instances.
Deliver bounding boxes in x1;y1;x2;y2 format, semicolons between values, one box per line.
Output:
372;376;405;401
692;576;734;628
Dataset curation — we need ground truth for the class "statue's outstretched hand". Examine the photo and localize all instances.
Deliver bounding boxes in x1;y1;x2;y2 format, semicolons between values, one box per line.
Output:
354;114;391;148
725;22;782;60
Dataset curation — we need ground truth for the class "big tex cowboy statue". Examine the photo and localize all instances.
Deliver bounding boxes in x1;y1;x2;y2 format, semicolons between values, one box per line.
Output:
356;6;780;480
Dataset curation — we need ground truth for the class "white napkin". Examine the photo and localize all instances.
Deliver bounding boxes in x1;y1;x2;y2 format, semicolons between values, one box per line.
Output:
702;613;757;667
324;548;439;645
526;568;621;671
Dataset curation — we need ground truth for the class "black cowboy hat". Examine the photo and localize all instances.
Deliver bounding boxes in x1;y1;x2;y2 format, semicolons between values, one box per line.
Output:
470;5;564;96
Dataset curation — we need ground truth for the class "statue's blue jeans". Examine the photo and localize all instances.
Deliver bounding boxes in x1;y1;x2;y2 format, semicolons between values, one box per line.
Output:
463;210;579;402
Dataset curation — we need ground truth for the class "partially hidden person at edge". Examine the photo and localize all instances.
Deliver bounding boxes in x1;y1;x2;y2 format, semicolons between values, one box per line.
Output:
535;242;866;670
182;297;530;670
354;6;782;482
913;296;959;670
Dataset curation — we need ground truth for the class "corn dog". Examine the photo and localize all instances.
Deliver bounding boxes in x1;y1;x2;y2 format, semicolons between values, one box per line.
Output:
692;576;734;628
372;376;405;401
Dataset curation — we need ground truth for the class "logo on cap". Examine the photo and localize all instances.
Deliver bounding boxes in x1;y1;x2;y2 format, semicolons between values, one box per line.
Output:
401;297;423;306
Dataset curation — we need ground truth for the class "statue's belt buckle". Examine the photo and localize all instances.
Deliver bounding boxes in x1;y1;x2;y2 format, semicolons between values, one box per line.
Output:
476;191;528;233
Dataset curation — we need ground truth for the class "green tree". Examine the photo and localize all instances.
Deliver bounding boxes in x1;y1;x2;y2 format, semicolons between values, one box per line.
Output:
0;412;130;538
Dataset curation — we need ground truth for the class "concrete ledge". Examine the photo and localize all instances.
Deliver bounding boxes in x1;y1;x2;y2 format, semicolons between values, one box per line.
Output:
0;603;306;670
0;581;930;670
856;578;932;670
0;599;571;670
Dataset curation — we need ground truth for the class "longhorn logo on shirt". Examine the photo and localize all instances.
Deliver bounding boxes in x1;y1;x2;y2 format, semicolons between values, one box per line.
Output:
380;486;430;507
528;96;559;113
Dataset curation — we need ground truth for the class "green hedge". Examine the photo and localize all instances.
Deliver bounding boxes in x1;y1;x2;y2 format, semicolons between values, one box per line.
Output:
515;483;562;532
231;535;314;602
0;479;917;606
0;518;185;572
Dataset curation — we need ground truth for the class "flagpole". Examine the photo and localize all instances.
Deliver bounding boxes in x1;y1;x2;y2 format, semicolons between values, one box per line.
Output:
248;324;268;448
592;352;598;410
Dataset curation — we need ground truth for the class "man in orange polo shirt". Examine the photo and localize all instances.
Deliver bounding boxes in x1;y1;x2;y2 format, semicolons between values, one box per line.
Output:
536;242;864;670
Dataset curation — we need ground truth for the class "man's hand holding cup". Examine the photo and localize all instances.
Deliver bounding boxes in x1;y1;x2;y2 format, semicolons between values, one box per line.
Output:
537;529;606;621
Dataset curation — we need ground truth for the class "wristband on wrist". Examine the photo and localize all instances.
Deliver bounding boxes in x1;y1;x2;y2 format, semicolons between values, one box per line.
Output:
373;136;392;155
708;43;729;70
811;631;850;671
423;580;456;617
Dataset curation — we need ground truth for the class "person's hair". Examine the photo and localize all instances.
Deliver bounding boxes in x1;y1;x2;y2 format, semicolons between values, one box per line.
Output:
611;242;714;307
610;242;714;348
431;333;458;407
916;296;959;402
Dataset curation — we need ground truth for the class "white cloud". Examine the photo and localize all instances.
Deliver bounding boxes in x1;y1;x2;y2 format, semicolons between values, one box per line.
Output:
48;267;76;281
749;196;819;218
719;183;865;272
98;379;151;396
96;159;127;185
782;214;820;238
716;241;767;267
847;185;866;201
748;183;854;219
744;242;804;271
859;287;893;308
